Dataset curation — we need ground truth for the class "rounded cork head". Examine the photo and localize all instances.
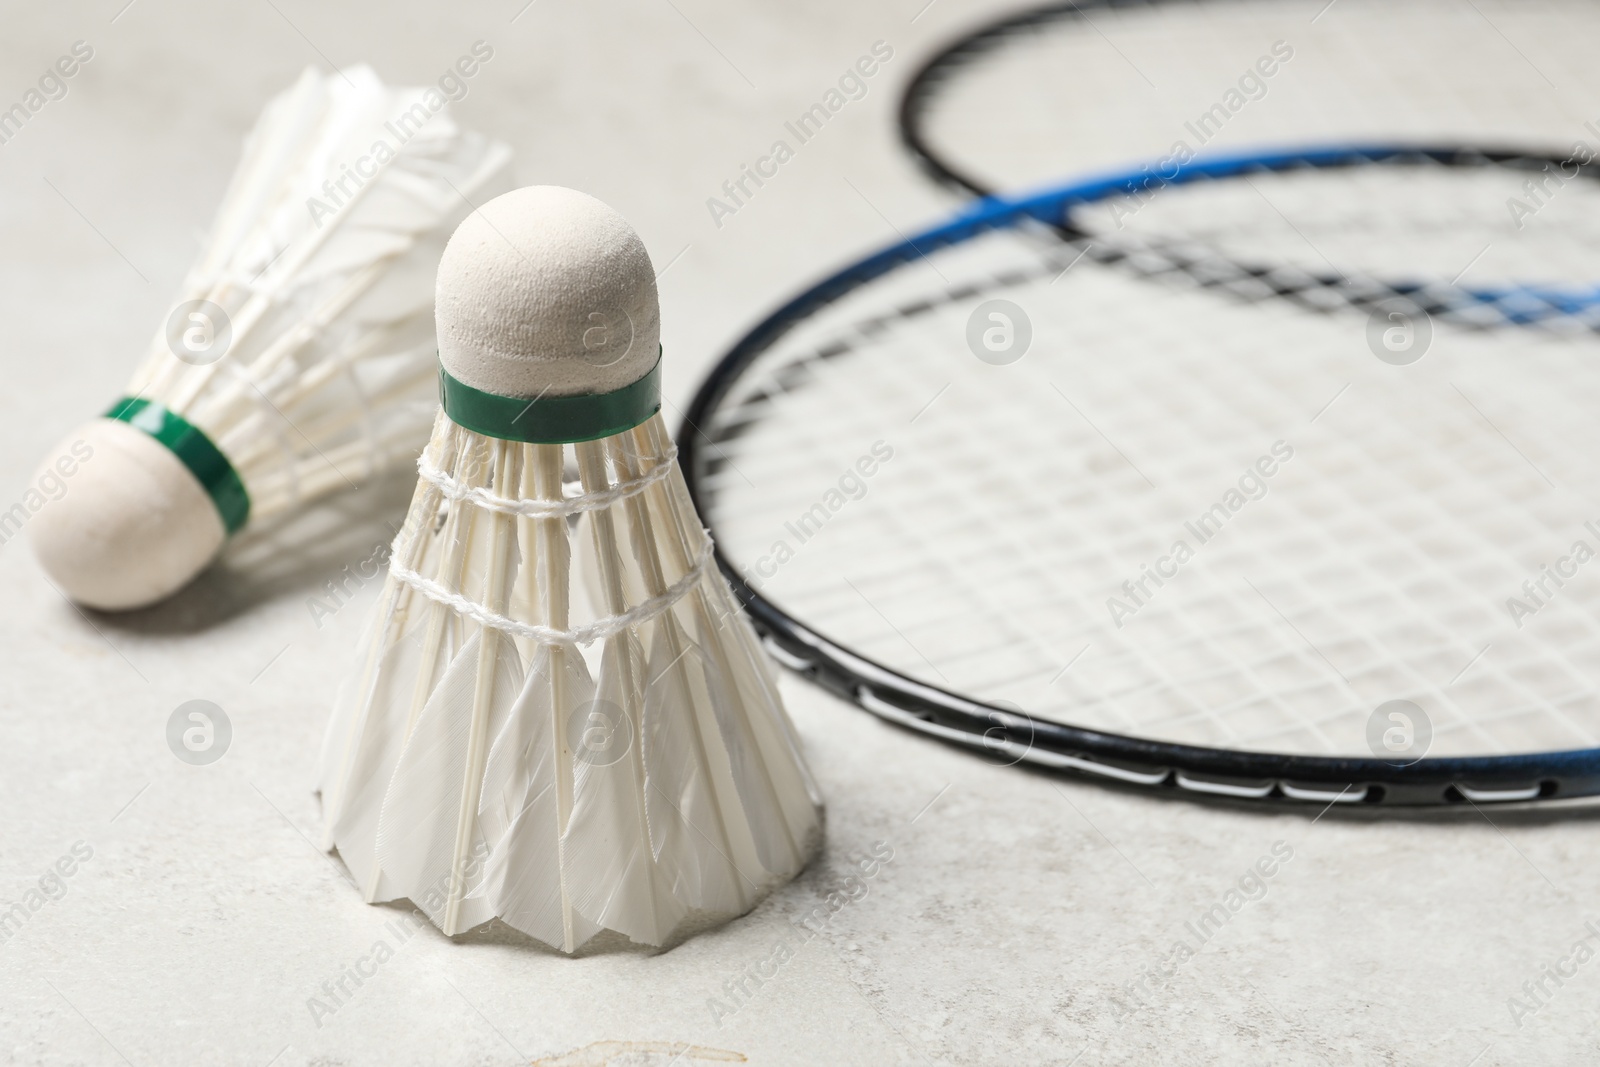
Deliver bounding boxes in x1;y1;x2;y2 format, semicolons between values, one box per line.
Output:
436;186;660;400
30;419;226;611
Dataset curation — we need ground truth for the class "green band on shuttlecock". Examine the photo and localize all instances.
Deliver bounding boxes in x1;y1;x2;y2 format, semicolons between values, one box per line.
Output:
105;397;251;535
438;349;663;444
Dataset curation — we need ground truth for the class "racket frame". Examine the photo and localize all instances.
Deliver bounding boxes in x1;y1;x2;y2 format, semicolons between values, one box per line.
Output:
679;175;1600;807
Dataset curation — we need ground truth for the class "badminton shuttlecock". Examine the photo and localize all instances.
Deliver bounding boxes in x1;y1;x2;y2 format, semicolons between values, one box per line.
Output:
29;66;513;610
316;186;823;950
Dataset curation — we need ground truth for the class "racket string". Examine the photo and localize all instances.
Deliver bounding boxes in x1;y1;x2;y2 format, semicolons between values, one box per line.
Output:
745;274;1097;701
708;227;1600;758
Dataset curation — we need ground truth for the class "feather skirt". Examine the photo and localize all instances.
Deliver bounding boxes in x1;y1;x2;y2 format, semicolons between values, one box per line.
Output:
316;411;823;949
126;66;514;524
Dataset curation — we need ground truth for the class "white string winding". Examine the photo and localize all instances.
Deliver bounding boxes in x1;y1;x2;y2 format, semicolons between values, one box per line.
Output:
388;539;715;648
415;444;679;519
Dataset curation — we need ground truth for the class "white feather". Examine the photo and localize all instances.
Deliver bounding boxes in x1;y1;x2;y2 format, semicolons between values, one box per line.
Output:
563;632;687;945
472;646;602;951
641;612;748;914
320;412;822;950
687;601;803;879
124;65;514;524
319;610;440;899
698;578;826;857
373;629;519;932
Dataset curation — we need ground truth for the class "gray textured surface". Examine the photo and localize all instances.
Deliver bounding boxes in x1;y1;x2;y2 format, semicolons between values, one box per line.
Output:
0;2;1594;1065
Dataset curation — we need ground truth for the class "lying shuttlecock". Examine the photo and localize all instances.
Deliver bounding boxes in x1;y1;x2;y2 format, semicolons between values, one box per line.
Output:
317;186;824;950
30;66;513;610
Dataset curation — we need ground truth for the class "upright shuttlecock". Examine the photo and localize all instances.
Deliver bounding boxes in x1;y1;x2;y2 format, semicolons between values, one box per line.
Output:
30;66;514;610
317;186;823;950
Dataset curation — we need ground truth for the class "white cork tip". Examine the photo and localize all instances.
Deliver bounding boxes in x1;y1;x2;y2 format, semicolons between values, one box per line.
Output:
436;186;660;400
30;419;226;611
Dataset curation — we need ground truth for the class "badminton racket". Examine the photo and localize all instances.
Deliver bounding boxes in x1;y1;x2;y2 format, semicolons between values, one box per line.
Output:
678;174;1600;806
897;0;1600;327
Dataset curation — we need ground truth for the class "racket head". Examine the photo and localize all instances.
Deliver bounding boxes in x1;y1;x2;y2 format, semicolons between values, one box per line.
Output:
898;0;1600;326
679;176;1600;807
899;0;1600;198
